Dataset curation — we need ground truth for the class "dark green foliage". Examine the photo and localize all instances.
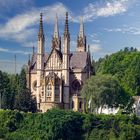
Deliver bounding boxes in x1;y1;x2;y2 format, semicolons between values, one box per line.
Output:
95;47;140;96
81;75;130;113
0;69;37;112
0;71;15;109
0;109;140;140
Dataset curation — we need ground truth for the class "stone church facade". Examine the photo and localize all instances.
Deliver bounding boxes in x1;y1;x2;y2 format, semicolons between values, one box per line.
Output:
27;12;93;112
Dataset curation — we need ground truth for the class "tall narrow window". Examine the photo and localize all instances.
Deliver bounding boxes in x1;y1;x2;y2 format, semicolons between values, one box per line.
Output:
46;82;52;102
46;83;52;96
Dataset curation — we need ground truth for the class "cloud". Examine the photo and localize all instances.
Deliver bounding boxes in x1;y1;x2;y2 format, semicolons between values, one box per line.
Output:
0;1;136;49
0;47;31;55
90;44;102;53
0;0;34;12
89;33;101;44
105;25;140;35
0;3;68;47
80;0;136;22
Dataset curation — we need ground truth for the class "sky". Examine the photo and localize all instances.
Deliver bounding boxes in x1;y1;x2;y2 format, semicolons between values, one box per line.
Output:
0;0;140;73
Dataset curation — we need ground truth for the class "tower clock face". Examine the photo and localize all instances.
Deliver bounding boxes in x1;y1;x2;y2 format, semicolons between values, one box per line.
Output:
71;79;83;91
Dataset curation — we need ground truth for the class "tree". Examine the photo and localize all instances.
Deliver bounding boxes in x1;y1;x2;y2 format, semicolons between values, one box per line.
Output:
95;48;140;96
0;71;13;109
14;68;37;112
81;75;130;113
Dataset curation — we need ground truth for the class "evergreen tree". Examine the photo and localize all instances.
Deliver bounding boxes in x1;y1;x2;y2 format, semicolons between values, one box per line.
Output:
0;71;12;109
14;68;37;112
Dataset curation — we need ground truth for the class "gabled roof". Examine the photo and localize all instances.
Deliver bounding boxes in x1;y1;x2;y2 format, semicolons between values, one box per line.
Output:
45;48;62;65
29;51;89;71
70;51;88;69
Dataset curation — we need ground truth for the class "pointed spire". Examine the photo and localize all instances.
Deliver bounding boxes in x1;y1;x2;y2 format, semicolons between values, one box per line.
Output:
79;17;84;38
64;12;70;37
38;13;44;38
53;14;59;38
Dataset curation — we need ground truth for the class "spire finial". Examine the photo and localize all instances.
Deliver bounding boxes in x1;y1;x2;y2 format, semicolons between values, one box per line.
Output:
79;16;84;38
53;13;59;38
64;12;69;37
38;13;44;38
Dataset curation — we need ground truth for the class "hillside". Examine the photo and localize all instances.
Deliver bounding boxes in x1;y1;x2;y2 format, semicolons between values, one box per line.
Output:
95;47;140;96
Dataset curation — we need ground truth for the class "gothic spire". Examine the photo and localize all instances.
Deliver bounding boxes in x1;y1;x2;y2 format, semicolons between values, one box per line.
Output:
38;13;44;38
76;17;86;52
79;17;84;38
64;12;70;38
52;14;61;50
53;14;59;38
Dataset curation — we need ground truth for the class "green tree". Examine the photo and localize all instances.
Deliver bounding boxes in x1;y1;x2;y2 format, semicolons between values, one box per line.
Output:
14;68;37;112
81;75;130;113
95;48;140;96
0;71;13;109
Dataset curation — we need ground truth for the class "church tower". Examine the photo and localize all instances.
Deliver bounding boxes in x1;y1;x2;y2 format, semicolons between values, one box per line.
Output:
36;13;45;109
62;12;70;109
52;14;61;51
77;17;86;52
28;12;93;112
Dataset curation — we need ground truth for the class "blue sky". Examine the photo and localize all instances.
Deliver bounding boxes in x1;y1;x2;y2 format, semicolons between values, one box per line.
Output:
0;0;140;73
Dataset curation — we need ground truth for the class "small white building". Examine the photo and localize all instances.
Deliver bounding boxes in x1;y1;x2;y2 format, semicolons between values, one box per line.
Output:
88;96;140;115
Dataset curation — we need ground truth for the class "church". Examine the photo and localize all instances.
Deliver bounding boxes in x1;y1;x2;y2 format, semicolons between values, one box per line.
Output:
27;12;93;112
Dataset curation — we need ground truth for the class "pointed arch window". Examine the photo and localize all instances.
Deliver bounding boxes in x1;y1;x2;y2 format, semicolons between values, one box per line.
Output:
46;82;52;98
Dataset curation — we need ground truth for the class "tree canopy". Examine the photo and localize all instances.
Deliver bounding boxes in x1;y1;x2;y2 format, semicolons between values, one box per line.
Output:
1;109;140;140
95;47;140;96
0;68;36;112
81;75;130;113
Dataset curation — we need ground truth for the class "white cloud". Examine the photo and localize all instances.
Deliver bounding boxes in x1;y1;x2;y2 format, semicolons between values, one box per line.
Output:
0;47;8;52
90;44;102;53
0;0;34;12
89;33;101;43
97;1;126;17
0;0;136;49
0;47;31;55
105;26;140;35
81;0;136;22
0;3;68;46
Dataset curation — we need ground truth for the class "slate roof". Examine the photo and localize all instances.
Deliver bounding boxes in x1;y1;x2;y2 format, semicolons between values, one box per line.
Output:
70;51;88;69
30;51;88;71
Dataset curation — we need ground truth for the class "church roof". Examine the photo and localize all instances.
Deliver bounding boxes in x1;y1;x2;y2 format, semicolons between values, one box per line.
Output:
70;51;88;69
29;51;88;71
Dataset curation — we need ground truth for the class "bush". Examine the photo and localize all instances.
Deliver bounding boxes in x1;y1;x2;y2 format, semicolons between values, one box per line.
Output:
0;109;140;140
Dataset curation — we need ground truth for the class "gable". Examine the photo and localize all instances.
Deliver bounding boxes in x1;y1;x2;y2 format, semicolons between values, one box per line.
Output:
45;48;62;70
